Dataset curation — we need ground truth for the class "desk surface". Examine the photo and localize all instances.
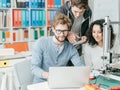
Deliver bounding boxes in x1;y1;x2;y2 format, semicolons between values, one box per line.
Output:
27;82;85;90
27;74;120;90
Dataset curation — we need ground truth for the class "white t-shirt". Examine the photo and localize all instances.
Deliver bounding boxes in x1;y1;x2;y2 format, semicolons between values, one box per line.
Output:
83;43;104;70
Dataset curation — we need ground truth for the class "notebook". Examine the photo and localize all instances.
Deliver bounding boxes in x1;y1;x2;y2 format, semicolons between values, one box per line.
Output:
48;66;91;89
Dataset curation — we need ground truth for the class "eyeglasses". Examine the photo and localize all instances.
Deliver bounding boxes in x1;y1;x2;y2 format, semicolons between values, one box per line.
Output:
55;29;69;35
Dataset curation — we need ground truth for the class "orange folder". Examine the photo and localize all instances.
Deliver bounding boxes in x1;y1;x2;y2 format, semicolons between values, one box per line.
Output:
4;42;29;52
12;10;18;27
17;10;22;27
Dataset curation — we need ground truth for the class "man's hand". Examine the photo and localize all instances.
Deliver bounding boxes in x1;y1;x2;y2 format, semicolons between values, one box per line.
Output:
67;32;80;44
42;72;49;79
67;32;87;45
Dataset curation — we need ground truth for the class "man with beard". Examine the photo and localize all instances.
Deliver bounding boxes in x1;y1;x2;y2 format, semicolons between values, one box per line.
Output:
55;0;92;66
31;14;84;83
55;0;92;45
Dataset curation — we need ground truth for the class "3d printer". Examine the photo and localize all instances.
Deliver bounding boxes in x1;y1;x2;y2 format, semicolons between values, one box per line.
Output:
102;16;120;76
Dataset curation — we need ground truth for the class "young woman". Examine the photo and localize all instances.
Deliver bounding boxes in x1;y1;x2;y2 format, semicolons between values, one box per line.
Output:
83;19;115;70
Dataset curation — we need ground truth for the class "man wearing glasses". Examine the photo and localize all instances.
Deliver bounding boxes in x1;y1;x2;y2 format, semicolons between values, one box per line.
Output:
55;0;92;65
31;14;84;83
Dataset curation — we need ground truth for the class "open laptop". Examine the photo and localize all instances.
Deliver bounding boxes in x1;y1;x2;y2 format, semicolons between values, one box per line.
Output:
48;66;91;89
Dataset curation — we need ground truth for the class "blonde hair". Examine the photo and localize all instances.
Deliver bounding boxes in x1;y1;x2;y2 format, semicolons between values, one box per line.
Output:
52;14;72;30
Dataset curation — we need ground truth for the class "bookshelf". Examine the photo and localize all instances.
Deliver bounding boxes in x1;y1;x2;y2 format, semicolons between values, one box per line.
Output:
47;0;65;35
0;2;11;44
0;0;65;47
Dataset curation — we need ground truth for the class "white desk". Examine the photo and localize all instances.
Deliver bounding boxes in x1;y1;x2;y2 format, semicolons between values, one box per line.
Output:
27;82;85;90
27;74;120;90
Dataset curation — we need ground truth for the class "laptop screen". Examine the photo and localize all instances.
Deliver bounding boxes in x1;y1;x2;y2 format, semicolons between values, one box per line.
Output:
48;66;91;89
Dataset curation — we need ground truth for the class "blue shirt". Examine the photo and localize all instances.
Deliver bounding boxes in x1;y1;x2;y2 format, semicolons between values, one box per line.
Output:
31;36;84;83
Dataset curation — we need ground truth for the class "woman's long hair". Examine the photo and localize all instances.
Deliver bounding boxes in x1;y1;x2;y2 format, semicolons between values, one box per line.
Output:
87;19;115;48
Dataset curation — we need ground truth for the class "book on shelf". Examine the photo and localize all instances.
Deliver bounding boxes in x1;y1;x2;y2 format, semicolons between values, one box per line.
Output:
24;29;28;41
47;10;50;25
0;30;27;43
0;10;11;27
12;9;29;27
47;10;56;26
17;0;25;8
17;9;22;27
0;31;10;42
47;27;51;36
25;9;29;26
55;0;62;8
7;0;11;7
34;29;38;40
3;10;7;27
12;28;29;42
17;29;23;41
50;10;55;24
40;29;44;36
29;28;45;41
0;11;2;27
30;0;45;8
5;31;10;42
47;0;62;8
6;10;11;27
2;32;5;41
29;28;34;41
12;0;17;8
12;9;18;27
0;0;11;8
30;10;46;26
13;30;17;41
50;0;54;8
22;9;26;27
47;0;51;8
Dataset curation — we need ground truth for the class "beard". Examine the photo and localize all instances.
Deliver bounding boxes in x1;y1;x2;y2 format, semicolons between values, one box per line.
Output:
54;34;67;42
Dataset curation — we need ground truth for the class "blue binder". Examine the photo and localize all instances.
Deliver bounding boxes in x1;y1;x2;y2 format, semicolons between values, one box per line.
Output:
2;0;7;8
30;0;34;8
6;0;11;8
25;10;29;26
22;10;26;27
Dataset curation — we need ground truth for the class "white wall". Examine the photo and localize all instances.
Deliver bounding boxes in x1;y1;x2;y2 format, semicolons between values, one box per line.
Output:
92;0;120;21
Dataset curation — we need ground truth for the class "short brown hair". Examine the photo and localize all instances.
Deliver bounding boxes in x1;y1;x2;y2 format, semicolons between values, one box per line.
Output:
71;0;89;9
52;14;72;30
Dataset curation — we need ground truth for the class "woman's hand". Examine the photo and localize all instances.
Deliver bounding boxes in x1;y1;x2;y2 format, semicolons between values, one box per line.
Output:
81;36;87;44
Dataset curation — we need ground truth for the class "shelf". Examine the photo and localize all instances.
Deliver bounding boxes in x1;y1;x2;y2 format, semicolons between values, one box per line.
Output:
0;27;11;30
0;0;65;46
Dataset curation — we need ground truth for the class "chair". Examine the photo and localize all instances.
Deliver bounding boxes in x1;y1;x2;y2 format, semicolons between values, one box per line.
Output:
14;59;33;90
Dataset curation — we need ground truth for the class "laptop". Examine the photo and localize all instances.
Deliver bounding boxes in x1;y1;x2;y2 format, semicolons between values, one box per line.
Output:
48;66;91;89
